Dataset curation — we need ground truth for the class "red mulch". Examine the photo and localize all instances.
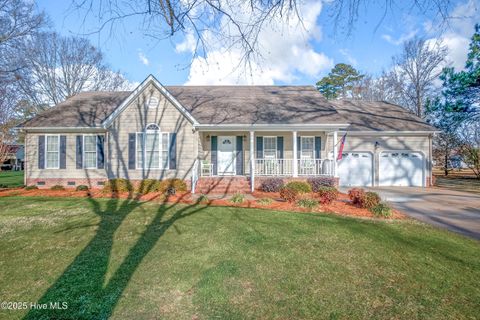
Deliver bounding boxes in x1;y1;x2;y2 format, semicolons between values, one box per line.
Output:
0;188;405;220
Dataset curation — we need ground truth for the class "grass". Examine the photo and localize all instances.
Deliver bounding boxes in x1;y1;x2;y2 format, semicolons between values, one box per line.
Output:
0;171;23;188
0;196;479;319
434;175;480;195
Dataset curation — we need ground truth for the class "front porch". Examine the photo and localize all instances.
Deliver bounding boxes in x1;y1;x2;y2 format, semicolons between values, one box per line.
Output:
191;127;343;193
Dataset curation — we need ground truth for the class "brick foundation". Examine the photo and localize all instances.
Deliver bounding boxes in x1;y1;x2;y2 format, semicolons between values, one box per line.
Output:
26;178;193;190
195;176;251;194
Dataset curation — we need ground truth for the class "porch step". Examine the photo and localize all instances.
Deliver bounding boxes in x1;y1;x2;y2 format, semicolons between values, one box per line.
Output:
195;177;251;194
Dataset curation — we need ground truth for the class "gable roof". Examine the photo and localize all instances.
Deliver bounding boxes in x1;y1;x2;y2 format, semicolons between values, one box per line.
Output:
19;80;436;132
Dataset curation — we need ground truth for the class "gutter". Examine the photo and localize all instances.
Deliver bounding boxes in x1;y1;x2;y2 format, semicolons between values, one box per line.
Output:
16;127;107;133
194;123;351;132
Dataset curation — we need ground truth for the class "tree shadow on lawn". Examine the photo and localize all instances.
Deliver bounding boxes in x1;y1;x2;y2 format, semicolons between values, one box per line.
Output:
23;193;209;319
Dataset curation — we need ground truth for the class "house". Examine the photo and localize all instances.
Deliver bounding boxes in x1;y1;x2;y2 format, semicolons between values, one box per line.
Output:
18;75;436;193
1;144;24;171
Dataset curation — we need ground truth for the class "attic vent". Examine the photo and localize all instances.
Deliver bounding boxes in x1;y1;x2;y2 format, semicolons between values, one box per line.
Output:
148;97;159;108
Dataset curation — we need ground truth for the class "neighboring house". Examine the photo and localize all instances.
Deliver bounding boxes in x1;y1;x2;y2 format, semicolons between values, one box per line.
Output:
17;75;436;192
1;144;24;171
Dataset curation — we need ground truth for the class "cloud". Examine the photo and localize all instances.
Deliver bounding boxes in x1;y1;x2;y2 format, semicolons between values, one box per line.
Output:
178;1;333;85
339;49;357;66
138;50;149;66
382;30;418;46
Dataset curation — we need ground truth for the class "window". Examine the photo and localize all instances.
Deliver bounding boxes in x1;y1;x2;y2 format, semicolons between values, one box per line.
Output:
45;135;59;169
136;124;169;169
263;137;277;159
83;136;97;169
300;137;315;159
147;97;159;108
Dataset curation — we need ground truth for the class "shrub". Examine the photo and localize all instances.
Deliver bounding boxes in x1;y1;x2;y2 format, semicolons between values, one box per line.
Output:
259;178;284;192
284;181;312;194
348;188;366;206
196;194;209;204
158;179;187;194
0;183;8;188
25;185;38;190
370;202;392;218
103;179;133;193
50;185;65;191
297;198;319;210
317;186;338;204
230;193;245;204
307;177;336;191
137;179;161;194
76;185;89;191
257;197;273;205
280;187;299;203
364;191;381;209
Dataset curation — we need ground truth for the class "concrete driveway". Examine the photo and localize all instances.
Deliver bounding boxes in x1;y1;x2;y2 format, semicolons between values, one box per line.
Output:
367;187;480;240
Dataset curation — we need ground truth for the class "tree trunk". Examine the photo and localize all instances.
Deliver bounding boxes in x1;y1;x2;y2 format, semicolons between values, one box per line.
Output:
444;152;448;176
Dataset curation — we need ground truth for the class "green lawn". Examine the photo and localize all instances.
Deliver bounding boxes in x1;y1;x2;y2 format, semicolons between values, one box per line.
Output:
0;197;479;319
434;175;480;195
0;171;24;188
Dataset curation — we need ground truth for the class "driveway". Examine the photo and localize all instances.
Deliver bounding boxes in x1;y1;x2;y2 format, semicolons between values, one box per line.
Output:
368;187;480;240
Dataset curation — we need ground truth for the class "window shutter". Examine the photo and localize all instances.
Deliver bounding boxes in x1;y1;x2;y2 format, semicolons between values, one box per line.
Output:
297;136;301;159
38;135;45;169
169;132;177;170
59;135;67;169
315;136;321;159
128;133;136;169
76;136;83;169
97;135;105;169
277;136;284;158
211;136;218;175
256;136;263;158
236;136;243;175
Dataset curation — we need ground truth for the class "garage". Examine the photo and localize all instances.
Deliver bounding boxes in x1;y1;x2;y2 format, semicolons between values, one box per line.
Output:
338;152;373;187
379;151;424;187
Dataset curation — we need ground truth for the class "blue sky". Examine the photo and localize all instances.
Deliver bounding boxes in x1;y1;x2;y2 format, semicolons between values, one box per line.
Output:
36;0;479;86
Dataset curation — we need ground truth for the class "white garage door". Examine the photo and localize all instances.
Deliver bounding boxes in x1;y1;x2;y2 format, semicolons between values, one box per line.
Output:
338;152;373;187
379;152;424;187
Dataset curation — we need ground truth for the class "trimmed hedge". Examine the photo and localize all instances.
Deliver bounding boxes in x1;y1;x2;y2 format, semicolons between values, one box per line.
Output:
307;177;336;191
76;185;89;191
50;185;65;191
103;179;134;193
259;178;284;192
317;186;338;204
137;179;161;194
158;179;187;193
364;192;381;209
284;181;312;194
280;187;299;203
25;185;38;190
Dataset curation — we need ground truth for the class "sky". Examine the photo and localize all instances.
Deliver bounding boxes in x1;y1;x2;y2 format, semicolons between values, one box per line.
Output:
36;0;480;87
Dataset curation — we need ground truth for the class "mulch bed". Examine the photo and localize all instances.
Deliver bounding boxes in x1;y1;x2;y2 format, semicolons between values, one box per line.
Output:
0;188;405;220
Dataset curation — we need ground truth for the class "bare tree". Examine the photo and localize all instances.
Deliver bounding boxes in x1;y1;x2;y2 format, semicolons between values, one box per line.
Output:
0;0;45;79
459;122;480;178
391;38;448;117
69;0;454;66
17;32;130;109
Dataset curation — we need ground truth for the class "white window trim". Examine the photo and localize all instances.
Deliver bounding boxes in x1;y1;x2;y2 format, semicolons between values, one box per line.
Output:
135;125;170;170
263;136;277;159
83;134;98;169
45;134;60;169
300;136;315;159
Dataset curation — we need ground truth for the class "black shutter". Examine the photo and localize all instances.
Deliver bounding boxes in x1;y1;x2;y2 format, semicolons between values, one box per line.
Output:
256;136;263;158
297;136;301;159
315;136;321;159
38;135;45;169
97;135;105;169
128;133;136;169
59;135;67;169
211;136;217;176
277;136;284;158
169;132;177;170
236;136;243;175
76;135;83;169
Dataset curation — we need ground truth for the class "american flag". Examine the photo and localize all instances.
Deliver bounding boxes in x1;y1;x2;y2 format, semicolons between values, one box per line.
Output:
337;133;347;161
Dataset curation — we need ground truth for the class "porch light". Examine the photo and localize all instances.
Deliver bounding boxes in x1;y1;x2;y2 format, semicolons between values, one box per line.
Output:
374;141;379;150
206;134;210;141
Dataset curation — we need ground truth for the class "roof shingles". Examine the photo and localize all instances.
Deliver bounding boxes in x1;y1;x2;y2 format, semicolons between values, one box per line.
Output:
20;86;435;132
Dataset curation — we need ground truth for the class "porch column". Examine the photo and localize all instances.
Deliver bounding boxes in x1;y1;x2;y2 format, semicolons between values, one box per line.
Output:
333;131;338;177
250;131;255;192
292;131;298;177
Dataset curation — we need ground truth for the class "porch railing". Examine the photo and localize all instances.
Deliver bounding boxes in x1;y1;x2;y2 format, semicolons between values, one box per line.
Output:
255;158;334;176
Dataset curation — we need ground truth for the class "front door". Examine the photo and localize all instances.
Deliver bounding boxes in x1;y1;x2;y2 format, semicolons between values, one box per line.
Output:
218;136;236;175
